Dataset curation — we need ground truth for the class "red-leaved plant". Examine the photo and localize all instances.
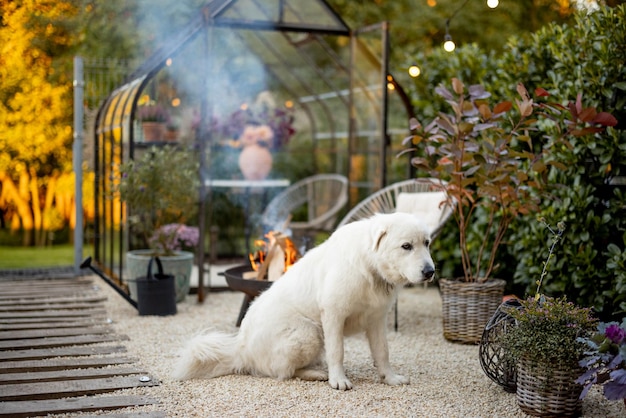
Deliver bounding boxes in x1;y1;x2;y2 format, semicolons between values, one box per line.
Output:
401;78;617;283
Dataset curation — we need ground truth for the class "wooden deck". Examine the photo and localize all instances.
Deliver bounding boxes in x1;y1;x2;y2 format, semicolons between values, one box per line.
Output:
0;276;164;417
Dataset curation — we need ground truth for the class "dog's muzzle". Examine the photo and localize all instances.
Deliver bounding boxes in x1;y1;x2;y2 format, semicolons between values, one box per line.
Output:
422;265;435;281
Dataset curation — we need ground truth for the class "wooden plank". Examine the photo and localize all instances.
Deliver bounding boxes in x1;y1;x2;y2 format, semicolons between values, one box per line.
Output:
0;289;99;300
0;308;108;319
0;395;158;417
0;280;95;290
0;356;136;373
0;374;159;401
0;326;112;340
0;295;106;307
0;315;107;325
0;345;127;361
0;302;105;312
0;319;109;331
0;333;128;351
0;366;148;384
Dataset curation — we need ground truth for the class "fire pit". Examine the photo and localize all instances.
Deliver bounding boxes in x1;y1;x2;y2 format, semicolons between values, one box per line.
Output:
221;265;273;326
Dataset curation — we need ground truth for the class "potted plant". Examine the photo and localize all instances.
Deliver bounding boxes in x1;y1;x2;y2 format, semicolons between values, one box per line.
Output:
403;78;617;343
116;145;200;302
501;295;597;417
136;102;170;142
578;318;626;408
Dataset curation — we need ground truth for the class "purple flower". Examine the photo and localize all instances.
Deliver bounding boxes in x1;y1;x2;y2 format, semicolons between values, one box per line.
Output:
605;324;626;345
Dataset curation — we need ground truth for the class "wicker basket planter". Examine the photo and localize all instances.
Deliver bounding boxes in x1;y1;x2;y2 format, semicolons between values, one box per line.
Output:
440;278;505;344
516;357;583;417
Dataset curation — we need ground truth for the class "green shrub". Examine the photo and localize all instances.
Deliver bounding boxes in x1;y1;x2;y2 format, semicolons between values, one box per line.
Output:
406;5;626;317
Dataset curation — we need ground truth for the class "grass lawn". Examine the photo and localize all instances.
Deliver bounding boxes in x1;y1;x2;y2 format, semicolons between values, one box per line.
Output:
0;245;94;269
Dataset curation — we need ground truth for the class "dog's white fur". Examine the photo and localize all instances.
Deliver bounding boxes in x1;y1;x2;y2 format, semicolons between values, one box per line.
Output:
172;212;435;390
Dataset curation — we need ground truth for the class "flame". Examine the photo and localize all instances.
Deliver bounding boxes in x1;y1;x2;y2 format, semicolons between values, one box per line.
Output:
249;231;300;275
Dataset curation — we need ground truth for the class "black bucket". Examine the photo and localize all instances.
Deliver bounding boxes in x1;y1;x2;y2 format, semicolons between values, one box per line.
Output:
136;257;177;316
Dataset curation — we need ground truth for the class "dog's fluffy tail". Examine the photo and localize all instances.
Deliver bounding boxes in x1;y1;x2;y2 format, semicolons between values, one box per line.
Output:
172;330;240;380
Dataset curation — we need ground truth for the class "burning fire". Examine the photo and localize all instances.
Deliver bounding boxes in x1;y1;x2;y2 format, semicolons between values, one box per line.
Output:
249;231;300;280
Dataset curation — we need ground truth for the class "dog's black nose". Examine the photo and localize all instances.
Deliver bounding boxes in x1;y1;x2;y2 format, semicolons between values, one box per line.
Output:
423;265;435;280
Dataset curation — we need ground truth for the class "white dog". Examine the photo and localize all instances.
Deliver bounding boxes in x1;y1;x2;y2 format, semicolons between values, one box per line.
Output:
173;212;435;390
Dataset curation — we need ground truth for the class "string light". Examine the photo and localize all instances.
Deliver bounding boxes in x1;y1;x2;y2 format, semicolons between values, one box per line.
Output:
442;0;470;52
408;64;421;78
443;34;456;52
487;0;499;8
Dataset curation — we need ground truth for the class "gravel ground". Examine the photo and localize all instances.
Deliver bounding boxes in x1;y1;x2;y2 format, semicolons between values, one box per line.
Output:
62;276;624;418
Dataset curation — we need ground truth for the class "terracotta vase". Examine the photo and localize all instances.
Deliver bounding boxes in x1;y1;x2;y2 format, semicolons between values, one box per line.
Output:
142;122;166;142
238;144;273;180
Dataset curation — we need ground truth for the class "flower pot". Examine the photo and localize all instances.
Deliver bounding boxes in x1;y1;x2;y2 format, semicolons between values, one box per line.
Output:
125;249;193;303
238;144;273;180
516;357;583;417
141;122;166;142
440;278;505;344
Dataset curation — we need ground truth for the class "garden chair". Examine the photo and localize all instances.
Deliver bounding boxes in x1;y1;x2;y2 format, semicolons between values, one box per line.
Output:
261;174;349;245
336;177;456;330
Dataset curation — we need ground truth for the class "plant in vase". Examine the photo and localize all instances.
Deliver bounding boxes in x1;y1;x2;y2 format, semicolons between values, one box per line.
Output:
116;145;200;302
136;102;170;142
496;220;599;416
212;106;295;180
578;318;626;405
500;295;597;417
401;78;617;343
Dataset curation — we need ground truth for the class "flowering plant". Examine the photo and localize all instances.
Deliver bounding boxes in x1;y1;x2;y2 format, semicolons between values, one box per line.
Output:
214;106;295;150
500;295;597;366
137;103;170;123
149;223;199;256
116;146;199;253
500;219;598;366
577;319;626;400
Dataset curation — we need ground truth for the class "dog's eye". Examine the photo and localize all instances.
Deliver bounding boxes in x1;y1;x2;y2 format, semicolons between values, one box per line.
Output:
424;239;431;247
401;243;413;251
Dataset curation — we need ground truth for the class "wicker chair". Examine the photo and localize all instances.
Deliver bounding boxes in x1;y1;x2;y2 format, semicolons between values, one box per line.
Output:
336;178;456;330
337;178;454;236
261;174;349;243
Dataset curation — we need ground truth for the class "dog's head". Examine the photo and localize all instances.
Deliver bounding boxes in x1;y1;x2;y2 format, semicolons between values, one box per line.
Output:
369;213;435;286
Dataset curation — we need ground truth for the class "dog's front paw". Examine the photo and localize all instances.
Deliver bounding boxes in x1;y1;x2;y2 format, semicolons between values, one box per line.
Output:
383;373;410;386
329;375;353;390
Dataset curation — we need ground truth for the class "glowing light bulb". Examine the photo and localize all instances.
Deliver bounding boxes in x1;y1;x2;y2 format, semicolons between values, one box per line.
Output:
487;0;499;8
443;38;456;52
408;65;421;78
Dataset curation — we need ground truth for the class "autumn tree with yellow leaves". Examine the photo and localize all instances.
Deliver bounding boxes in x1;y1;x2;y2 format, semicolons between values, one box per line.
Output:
0;0;137;246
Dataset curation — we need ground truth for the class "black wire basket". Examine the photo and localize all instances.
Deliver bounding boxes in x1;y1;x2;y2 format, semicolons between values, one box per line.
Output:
479;298;523;392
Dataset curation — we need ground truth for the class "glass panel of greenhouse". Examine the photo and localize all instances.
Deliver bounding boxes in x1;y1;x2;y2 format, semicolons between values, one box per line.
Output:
93;0;413;289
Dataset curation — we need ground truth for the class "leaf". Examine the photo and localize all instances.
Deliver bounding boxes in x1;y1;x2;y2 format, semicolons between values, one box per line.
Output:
516;83;530;100
534;87;550;97
532;160;547;173
458;121;474;135
452;78;464;95
578;107;597;123
478;103;492;120
593;112;618;127
409;117;421;130
493;101;512;115
517;98;534;117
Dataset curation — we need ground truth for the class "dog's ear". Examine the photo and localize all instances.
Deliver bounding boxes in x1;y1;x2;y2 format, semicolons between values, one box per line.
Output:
372;227;387;251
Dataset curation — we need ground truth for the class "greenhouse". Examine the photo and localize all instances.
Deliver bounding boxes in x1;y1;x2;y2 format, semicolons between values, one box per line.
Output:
93;0;413;291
